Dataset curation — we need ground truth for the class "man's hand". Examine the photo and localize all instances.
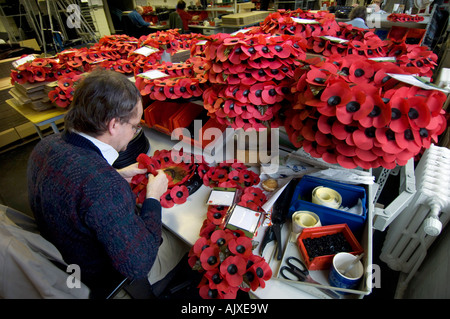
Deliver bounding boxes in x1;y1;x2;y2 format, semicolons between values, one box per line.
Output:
146;170;169;200
116;163;147;183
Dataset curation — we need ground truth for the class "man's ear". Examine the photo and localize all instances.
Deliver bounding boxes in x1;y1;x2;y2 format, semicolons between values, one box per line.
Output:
107;118;120;136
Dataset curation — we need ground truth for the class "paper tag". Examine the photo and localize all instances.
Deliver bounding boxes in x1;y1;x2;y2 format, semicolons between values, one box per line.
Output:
133;45;159;57
230;28;252;36
320;36;348;43
291;17;320;24
227;205;261;233
137;69;168;80
12;55;36;69
207;188;236;206
387;73;450;93
196;40;207;45
368;57;396;62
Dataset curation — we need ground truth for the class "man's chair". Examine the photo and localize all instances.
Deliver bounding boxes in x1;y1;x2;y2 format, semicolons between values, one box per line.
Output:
0;204;142;299
0;205;91;298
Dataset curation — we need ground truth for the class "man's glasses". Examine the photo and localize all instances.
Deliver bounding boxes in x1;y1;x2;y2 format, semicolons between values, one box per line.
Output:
130;123;142;135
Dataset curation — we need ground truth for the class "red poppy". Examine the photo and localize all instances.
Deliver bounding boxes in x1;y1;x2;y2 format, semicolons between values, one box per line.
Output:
404;96;431;130
246;255;272;289
308;80;352;117
200;246;221;271
169;185;189;205
375;127;404;155
160;189;175;208
11;70;31;85
204;269;230;293
220;255;247;287
358;93;391;129
335;86;372;125
348;59;374;84
199;219;217;239
228;236;253;258
210;229;234;248
207;205;228;225
192;236;211;257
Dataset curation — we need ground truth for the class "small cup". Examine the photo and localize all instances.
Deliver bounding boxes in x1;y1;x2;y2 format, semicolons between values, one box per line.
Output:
328;252;363;292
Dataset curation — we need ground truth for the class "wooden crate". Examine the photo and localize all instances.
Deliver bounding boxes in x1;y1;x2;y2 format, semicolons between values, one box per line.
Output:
221;11;270;26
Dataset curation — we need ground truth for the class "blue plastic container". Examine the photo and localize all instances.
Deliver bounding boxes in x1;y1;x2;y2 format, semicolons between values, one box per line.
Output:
288;175;367;238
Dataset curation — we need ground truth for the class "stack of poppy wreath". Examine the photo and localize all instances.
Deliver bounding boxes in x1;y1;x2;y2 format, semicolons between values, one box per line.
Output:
387;13;425;23
259;9;342;39
48;72;84;108
134;60;206;101
285;54;447;169
201;31;307;131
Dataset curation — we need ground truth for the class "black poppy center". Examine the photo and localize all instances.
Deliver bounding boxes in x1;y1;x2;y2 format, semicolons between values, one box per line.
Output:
386;129;395;141
419;128;429;138
207;256;217;265
365;127;376;138
227;264;237;275
216;238;225;246
256;267;264;278
404;129;414;141
369;105;381;117
212;273;222;284
346;101;360;113
328;96;341;106
354;68;364;77
391;108;401;120
314;77;326;84
236;245;246;254
408;108;419;119
176;191;184;198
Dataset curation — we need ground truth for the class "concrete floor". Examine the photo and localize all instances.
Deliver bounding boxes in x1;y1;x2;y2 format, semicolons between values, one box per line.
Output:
0;134;400;299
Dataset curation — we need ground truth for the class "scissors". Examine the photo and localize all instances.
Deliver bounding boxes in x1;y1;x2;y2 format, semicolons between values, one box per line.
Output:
280;257;340;299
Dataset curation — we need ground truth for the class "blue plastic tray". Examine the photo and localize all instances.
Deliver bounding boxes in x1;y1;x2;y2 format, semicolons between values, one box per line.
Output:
288;175;367;238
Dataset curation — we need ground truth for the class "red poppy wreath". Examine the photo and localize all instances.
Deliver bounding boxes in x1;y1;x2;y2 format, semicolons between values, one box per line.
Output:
131;149;205;207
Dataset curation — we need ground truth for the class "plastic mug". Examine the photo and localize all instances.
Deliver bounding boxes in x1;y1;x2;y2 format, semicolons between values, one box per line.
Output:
328;252;363;292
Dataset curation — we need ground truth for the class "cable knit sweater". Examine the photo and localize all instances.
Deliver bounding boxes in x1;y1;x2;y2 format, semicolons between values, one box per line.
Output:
27;131;161;298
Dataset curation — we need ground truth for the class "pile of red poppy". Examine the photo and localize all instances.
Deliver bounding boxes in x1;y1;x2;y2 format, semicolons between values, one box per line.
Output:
140;29;202;55
134;59;206;101
259;9;341;39
10;56;65;85
199;160;261;190
285;54;448;169
201;31;306;130
48;72;84;108
131;149;204;207
387;13;425;23
307;31;387;58
189;225;272;299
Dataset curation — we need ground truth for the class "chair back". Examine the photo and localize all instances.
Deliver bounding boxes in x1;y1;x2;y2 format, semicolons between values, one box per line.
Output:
0;205;91;299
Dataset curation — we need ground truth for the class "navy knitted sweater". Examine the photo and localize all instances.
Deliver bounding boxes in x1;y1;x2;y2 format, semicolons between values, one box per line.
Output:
27;131;162;297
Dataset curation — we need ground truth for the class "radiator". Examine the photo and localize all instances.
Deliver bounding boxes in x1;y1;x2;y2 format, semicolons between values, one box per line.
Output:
380;144;450;298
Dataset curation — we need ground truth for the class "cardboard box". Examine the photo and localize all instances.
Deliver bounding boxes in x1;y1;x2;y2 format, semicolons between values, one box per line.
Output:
221;11;270;26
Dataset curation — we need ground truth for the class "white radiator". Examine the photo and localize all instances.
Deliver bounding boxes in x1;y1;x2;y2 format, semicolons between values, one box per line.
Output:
380;144;450;298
